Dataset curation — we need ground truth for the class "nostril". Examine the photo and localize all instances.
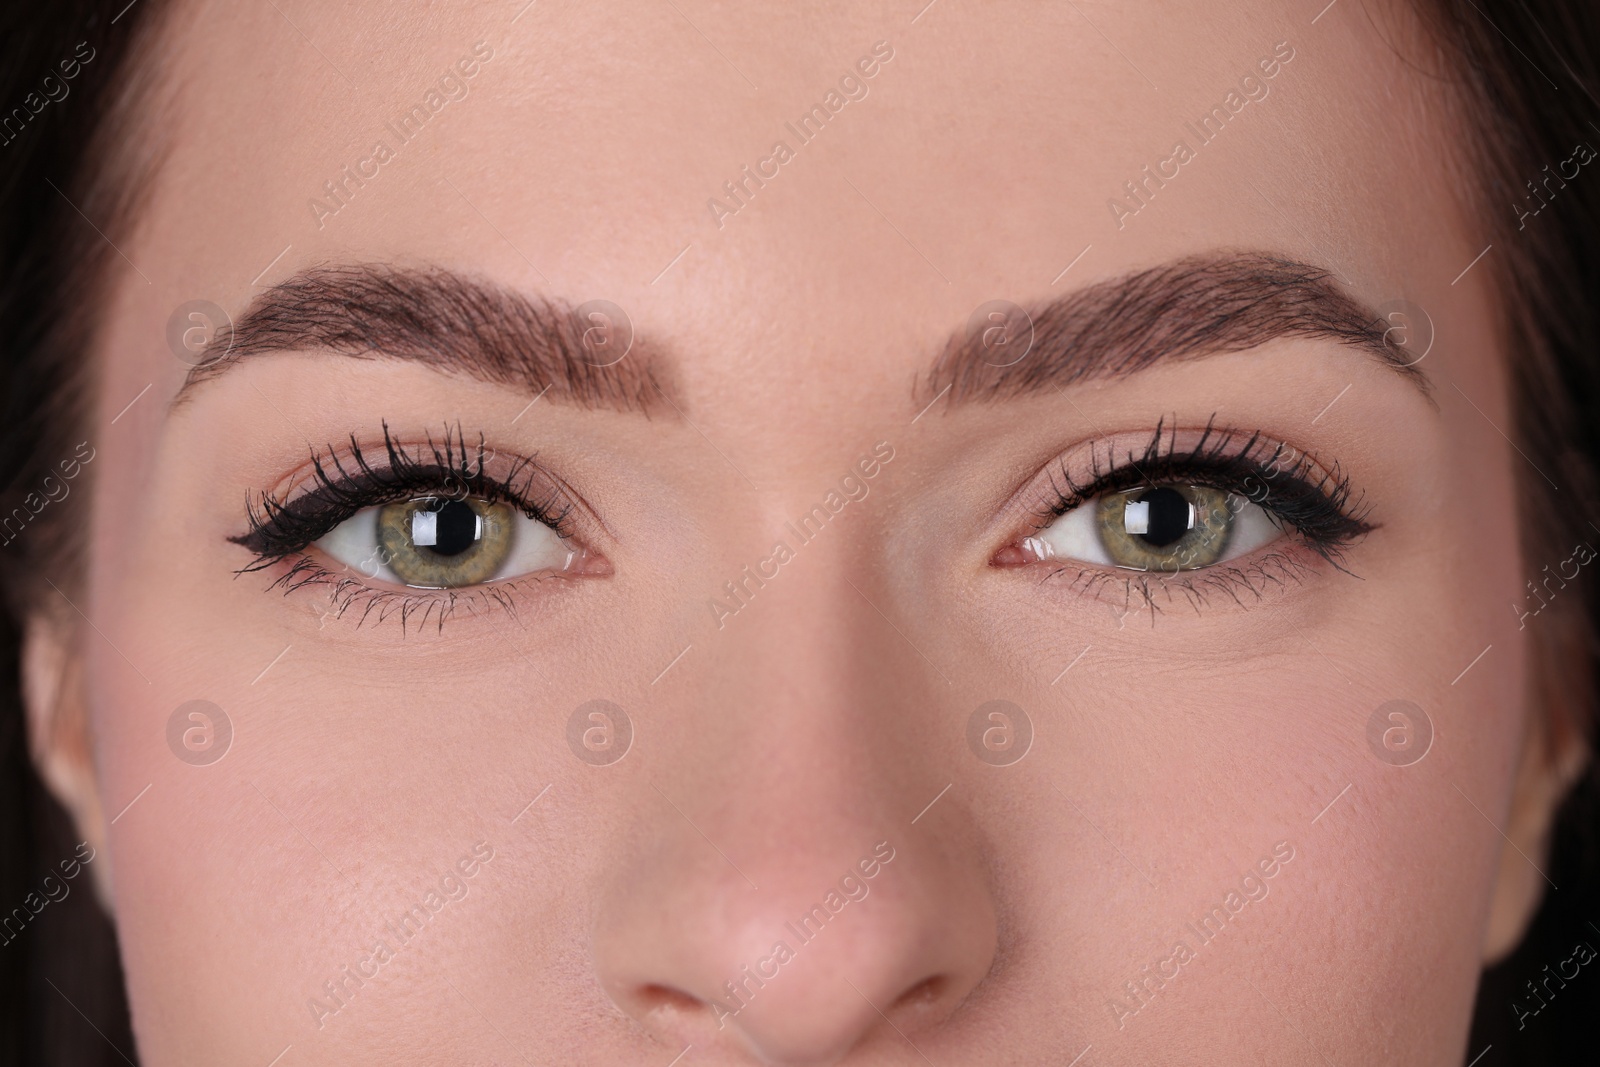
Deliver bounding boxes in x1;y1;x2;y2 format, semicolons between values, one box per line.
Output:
890;975;947;1015
635;983;705;1017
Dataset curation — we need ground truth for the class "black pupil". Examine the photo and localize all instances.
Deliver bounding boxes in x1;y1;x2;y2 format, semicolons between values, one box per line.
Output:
425;500;480;557
1136;487;1190;547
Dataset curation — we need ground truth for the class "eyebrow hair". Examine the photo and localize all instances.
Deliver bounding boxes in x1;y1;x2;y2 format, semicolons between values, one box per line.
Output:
919;251;1432;407
175;264;677;414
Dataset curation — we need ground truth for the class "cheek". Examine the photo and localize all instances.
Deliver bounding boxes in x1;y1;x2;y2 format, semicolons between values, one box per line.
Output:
92;640;572;1063
84;421;663;1062
905;429;1522;1058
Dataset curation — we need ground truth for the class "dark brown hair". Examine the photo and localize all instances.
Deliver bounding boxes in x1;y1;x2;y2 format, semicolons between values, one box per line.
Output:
1413;1;1600;1059
0;3;170;1064
0;2;1598;1064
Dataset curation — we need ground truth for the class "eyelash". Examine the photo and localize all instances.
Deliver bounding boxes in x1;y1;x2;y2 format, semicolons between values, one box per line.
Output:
1021;416;1374;614
233;417;1365;630
230;422;577;631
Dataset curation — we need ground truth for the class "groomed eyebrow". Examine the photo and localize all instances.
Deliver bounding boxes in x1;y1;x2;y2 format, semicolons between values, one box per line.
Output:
919;251;1431;406
175;263;677;415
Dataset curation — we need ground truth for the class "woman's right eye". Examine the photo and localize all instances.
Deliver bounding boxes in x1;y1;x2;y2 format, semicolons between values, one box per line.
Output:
315;494;578;588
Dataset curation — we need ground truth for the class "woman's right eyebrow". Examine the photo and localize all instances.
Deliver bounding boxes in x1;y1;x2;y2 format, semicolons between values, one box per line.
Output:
169;263;680;416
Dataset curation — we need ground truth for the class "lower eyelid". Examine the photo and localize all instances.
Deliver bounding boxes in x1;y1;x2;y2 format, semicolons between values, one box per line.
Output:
345;575;543;631
1030;548;1325;618
260;551;597;634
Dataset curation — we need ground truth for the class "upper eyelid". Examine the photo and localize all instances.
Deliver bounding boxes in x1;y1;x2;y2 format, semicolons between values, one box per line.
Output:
1035;450;1293;520
989;422;1368;549
1046;425;1344;504
273;428;522;499
231;430;599;563
1013;428;1259;514
259;454;570;527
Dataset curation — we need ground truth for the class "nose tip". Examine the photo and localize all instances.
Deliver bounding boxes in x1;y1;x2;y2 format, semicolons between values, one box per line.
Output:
595;845;998;1064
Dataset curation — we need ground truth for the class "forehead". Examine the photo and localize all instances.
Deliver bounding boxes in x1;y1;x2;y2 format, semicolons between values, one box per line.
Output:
119;0;1479;411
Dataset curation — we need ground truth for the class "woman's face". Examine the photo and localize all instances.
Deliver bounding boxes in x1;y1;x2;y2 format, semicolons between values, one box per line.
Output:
34;0;1565;1063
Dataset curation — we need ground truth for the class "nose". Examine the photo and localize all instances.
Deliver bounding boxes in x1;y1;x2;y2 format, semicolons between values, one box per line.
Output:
595;827;996;1063
591;560;998;1064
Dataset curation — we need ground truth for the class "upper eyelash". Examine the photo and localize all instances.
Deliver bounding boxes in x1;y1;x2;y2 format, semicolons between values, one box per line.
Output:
1032;414;1375;566
228;421;574;573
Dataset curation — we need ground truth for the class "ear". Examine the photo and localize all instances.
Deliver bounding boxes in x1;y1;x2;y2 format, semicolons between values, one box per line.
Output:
1481;660;1591;964
21;609;114;910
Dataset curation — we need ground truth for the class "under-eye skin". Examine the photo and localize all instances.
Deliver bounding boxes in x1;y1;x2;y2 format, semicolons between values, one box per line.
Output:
229;422;608;630
994;417;1375;614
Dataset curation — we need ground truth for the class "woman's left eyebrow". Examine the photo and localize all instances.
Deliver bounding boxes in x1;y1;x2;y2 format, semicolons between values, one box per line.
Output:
917;250;1435;410
170;262;680;416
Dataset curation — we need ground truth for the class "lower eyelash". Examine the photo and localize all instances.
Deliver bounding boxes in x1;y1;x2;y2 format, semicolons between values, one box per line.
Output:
1043;550;1321;622
270;554;575;633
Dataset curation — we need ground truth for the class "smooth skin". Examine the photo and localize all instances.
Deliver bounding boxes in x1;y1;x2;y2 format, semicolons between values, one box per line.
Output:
23;0;1586;1063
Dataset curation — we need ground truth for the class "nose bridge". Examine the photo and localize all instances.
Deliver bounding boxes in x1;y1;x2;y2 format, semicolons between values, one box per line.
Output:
715;529;936;838
717;517;913;727
696;427;909;710
691;518;940;887
591;516;999;1062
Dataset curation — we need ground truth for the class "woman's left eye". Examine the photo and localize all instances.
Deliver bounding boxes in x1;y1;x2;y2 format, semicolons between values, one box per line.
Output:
1024;483;1285;571
315;495;576;588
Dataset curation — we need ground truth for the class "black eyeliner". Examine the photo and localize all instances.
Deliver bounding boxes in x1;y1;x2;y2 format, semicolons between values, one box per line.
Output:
230;420;572;573
1034;415;1374;567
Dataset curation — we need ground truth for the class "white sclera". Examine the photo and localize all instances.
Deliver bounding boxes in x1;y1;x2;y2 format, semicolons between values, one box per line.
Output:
1034;491;1284;569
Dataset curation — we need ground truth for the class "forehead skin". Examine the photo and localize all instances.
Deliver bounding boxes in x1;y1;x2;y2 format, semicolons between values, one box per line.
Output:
79;1;1522;1064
